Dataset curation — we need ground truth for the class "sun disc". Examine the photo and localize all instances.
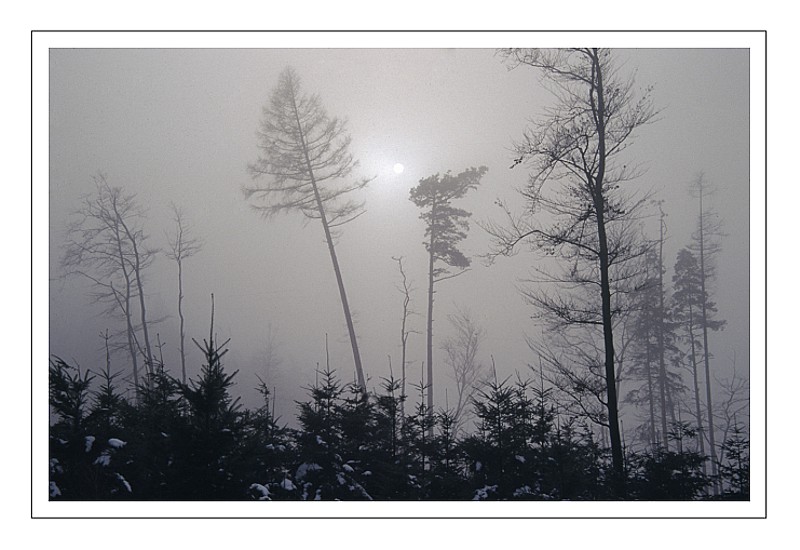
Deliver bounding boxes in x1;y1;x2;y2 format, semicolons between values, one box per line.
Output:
393;163;405;174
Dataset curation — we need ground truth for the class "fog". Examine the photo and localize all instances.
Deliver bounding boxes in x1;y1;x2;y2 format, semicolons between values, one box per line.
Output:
48;47;750;428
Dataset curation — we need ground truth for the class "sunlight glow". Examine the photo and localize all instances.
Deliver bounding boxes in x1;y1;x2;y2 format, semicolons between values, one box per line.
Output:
393;163;405;174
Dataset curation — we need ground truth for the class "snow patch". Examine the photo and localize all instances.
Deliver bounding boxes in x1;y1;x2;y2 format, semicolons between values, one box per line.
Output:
281;479;296;491
342;463;354;473
513;485;533;497
249;483;271;500
296;462;322;481
515;455;526;463
49;481;61;498
115;473;132;493
84;435;95;453
108;438;127;449
94;452;111;467
473;485;498;501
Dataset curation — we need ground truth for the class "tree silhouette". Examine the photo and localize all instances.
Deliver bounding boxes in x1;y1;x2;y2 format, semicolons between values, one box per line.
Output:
688;173;726;494
485;48;656;494
441;308;487;435
410;166;487;430
245;66;373;391
165;203;203;385
62;174;157;390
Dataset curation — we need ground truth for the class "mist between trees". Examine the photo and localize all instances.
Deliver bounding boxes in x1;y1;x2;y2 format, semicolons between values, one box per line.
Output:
50;48;750;501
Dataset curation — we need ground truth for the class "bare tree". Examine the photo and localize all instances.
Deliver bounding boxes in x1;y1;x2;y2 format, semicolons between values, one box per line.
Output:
62;174;157;390
244;66;373;391
392;256;418;419
532;327;611;431
654;204;671;448
688;172;726;493
485;48;656;492
165;203;203;384
441;308;486;435
714;353;749;467
258;323;282;384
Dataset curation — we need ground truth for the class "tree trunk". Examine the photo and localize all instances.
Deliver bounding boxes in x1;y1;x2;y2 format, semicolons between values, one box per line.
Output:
657;212;669;450
123;284;139;392
131;243;154;378
698;187;720;495
598;214;624;489
396;256;411;420
316;189;366;392
400;327;408;421
646;340;657;449
290;93;366;392
591;48;625;494
177;256;187;384
426;207;436;437
115;206;153;379
688;303;707;478
111;222;139;393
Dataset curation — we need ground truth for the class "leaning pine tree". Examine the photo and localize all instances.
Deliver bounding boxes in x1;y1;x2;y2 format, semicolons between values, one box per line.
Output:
245;66;373;391
410;166;487;431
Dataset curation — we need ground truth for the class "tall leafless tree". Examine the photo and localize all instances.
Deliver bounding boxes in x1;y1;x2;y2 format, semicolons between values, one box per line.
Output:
714;353;749;454
165;203;203;384
392;256;418;419
485;48;656;492
62;174;157;390
655;204;670;449
689;173;726;494
244;66;373;391
441;308;486;435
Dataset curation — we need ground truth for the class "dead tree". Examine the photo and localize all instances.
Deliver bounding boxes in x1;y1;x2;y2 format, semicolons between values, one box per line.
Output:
63;174;157;390
392;255;418;419
165;203;203;384
441;308;487;435
689;173;727;494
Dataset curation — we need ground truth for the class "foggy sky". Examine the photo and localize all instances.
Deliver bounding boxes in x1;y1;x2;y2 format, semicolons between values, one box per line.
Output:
48;47;750;425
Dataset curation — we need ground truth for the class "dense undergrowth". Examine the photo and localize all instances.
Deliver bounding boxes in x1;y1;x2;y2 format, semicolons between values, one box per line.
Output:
48;336;749;502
